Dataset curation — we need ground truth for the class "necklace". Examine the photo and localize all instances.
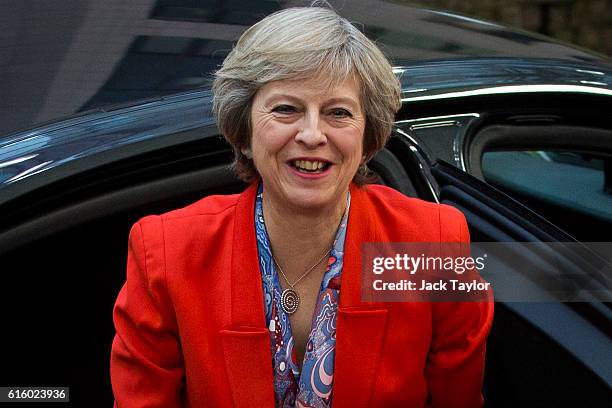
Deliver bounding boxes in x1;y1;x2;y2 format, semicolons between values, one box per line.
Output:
271;247;331;315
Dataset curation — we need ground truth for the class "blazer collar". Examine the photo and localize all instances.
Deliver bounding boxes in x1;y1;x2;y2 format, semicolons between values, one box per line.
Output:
230;181;266;328
222;182;389;407
221;182;274;407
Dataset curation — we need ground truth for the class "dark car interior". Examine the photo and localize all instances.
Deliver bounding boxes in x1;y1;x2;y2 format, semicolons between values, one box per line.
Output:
1;123;610;407
470;124;612;242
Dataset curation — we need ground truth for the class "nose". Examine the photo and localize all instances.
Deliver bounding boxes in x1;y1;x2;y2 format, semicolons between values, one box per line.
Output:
295;111;327;148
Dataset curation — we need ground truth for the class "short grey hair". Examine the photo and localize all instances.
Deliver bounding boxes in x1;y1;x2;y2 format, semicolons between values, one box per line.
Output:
212;6;401;184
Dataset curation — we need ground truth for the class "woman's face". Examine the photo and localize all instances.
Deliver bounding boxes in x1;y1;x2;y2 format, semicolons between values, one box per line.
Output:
249;75;366;212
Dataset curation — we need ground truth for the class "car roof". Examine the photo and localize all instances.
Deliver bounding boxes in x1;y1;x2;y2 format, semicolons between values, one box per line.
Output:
0;0;607;138
1;56;611;203
396;58;612;102
1;1;611;202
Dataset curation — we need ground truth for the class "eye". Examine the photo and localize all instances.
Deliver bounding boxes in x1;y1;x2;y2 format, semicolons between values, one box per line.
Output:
271;104;297;114
329;108;352;118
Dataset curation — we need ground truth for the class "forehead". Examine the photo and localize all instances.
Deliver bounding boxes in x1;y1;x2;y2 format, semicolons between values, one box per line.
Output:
255;75;362;103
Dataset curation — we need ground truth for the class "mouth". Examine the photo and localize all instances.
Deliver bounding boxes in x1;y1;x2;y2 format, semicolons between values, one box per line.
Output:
289;159;332;174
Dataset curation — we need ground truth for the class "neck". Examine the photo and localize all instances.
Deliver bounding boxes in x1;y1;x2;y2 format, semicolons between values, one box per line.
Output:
262;188;348;281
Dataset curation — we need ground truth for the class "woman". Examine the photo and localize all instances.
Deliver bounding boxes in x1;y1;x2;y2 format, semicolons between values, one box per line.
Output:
110;6;493;408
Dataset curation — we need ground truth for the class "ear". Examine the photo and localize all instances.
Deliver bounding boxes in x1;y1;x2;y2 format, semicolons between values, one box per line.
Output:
241;147;253;159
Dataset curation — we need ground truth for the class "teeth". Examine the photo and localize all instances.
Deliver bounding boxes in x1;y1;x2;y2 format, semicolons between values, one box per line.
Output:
293;160;326;171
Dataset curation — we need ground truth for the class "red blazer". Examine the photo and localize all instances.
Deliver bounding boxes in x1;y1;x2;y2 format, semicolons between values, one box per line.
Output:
111;182;493;407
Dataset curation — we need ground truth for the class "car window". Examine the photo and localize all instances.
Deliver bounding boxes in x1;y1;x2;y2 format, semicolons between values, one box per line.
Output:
481;150;612;241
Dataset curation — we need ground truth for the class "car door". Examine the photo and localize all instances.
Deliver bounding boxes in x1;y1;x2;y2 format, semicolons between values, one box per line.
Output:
386;128;611;407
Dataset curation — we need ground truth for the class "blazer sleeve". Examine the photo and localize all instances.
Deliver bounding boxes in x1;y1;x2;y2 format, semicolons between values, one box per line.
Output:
110;218;185;407
424;206;494;408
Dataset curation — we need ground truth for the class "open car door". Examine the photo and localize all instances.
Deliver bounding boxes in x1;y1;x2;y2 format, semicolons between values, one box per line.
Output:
383;130;611;407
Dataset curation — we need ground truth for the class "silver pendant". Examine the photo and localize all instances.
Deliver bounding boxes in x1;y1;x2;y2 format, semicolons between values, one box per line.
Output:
281;288;300;314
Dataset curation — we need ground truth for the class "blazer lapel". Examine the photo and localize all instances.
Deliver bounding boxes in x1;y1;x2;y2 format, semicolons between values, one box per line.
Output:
222;182;275;407
332;185;389;408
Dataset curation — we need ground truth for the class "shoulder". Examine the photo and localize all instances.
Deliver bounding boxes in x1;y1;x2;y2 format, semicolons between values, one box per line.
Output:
361;184;439;213
146;193;240;222
359;184;469;242
137;192;240;227
131;191;244;249
127;191;246;287
356;184;469;242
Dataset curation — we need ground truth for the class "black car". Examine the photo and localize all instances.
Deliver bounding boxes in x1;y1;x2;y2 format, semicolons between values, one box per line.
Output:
0;1;610;407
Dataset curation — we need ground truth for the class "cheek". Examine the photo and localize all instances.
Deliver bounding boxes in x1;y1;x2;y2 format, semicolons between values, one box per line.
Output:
337;130;364;162
252;123;295;158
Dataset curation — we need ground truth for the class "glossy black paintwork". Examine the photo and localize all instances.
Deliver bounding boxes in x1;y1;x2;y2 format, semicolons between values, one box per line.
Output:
0;0;606;138
2;56;611;200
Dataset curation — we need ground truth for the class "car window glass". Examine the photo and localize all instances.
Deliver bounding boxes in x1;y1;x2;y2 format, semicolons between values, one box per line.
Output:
481;150;612;241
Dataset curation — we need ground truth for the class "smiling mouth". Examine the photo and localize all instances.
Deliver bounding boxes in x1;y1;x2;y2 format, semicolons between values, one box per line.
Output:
290;159;331;173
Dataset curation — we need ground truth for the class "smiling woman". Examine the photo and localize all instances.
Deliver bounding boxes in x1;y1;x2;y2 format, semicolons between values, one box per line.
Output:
110;5;493;408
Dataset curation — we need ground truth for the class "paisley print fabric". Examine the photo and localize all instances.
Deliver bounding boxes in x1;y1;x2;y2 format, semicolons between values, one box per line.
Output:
255;183;350;408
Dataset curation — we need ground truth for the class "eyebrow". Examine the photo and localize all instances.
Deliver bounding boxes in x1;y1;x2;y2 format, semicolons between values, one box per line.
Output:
264;93;360;110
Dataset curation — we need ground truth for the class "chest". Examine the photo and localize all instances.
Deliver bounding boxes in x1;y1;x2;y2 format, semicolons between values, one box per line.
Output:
278;267;326;369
